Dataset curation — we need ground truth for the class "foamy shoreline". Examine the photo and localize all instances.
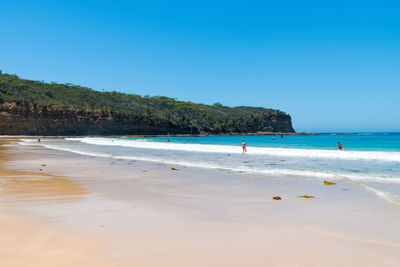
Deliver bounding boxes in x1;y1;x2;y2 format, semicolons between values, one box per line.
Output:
19;136;400;190
0;132;374;139
1;140;400;266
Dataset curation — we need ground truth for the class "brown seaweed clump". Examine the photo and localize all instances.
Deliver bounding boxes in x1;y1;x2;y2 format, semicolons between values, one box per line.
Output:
272;196;282;200
298;195;315;199
323;180;336;185
170;167;179;171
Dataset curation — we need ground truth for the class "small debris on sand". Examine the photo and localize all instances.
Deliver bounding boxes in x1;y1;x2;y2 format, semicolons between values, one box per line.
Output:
236;171;245;173
142;170;149;172
298;195;315;199
324;180;336;185
39;169;43;171
217;168;229;172
273;196;282;200
280;160;286;162
170;167;179;171
41;164;46;167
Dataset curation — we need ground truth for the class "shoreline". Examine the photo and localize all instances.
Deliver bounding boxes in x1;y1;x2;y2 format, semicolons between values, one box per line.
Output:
0;140;126;267
0;132;393;139
1;140;400;266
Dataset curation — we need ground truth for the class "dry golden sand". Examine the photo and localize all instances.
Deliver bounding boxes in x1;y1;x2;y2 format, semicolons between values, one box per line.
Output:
0;212;126;267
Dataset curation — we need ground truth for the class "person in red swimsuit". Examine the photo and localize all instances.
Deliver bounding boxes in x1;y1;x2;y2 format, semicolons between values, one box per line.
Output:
242;140;247;153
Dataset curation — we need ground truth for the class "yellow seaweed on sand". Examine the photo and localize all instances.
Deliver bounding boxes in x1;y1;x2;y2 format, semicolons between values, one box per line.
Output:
298;195;315;199
272;196;282;200
324;180;336;185
41;164;46;167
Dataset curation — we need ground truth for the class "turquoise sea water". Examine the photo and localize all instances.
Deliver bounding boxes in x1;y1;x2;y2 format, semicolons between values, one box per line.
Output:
128;133;400;151
22;133;400;205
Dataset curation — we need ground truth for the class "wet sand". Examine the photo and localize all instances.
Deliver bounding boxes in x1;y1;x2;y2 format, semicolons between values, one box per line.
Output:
0;140;125;266
1;139;400;266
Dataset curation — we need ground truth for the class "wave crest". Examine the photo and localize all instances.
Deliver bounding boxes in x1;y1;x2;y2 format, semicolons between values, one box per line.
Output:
66;137;400;162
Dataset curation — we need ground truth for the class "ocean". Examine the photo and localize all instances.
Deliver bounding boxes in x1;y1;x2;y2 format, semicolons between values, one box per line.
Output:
22;133;400;203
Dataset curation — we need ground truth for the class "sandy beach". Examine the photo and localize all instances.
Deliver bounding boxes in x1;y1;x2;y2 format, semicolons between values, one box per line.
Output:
1;139;400;266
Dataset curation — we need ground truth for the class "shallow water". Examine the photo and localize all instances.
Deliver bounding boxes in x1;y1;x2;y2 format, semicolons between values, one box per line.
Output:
21;133;400;204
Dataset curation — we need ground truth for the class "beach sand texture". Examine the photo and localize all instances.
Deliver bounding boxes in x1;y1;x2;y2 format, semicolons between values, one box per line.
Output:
1;139;400;266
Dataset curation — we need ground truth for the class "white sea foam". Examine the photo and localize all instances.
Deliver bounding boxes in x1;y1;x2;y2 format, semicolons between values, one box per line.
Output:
356;183;400;206
23;140;400;185
19;139;37;143
66;137;400;162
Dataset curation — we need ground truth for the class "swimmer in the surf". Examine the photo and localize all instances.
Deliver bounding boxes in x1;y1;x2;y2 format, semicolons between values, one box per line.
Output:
242;140;247;153
337;142;343;150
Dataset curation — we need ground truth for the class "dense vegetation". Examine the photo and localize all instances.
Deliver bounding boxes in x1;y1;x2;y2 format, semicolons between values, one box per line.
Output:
0;72;294;135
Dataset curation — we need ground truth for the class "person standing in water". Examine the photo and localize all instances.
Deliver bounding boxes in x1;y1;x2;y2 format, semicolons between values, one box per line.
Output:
242;140;247;153
37;136;41;143
337;142;343;150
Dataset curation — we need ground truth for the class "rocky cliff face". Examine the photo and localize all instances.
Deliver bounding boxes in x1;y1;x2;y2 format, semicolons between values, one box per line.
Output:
0;73;296;135
0;102;294;135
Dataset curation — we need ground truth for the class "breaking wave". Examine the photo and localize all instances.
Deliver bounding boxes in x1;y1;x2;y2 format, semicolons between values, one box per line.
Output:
66;137;400;162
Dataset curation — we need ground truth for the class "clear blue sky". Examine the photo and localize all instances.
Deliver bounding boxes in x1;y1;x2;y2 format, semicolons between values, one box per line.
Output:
1;0;399;132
